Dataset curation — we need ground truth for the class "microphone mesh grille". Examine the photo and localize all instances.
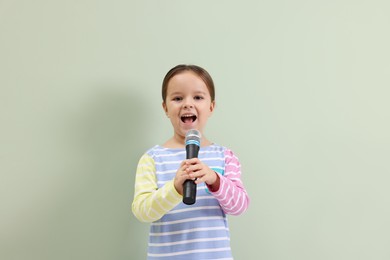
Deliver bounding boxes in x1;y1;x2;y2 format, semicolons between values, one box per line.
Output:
185;129;201;143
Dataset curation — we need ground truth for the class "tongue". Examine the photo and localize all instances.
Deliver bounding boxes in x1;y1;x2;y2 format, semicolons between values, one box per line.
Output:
183;117;193;124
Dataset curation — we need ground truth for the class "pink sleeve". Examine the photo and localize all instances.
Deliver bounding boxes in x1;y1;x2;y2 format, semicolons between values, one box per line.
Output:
210;149;250;215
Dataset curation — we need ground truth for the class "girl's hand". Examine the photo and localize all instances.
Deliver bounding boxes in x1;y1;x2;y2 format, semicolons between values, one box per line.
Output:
174;158;220;195
173;161;191;195
185;158;219;187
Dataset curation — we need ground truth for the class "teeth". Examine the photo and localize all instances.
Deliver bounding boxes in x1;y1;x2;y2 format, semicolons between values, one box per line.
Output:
182;114;195;117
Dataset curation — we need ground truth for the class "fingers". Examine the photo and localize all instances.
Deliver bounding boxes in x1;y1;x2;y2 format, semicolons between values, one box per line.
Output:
186;163;203;173
178;163;191;179
177;159;214;186
185;161;215;185
174;162;193;195
186;158;200;165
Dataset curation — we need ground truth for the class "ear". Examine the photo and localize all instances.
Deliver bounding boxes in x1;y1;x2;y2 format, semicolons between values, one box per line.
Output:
162;101;168;116
209;101;215;113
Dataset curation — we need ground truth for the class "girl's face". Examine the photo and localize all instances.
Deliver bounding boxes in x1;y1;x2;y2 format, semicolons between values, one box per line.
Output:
163;71;215;142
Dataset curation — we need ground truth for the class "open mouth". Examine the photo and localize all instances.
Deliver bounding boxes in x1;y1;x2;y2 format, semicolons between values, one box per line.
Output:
181;114;197;123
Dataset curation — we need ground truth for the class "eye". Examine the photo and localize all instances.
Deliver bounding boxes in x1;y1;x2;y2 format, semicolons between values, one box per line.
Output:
172;96;183;102
194;95;204;100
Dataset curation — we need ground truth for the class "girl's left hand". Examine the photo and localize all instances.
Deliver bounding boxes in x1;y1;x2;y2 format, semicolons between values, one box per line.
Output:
185;158;218;186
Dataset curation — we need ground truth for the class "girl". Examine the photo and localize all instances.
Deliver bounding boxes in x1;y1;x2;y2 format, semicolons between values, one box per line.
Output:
132;64;249;259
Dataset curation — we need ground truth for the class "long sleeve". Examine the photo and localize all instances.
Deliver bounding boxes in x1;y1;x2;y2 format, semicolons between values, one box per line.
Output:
131;153;182;222
210;149;250;215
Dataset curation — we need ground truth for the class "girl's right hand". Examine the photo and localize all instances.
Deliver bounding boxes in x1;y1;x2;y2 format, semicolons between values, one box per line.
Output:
173;160;191;195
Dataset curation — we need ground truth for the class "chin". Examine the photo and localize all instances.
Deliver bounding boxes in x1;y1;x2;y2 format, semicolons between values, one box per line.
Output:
181;123;197;131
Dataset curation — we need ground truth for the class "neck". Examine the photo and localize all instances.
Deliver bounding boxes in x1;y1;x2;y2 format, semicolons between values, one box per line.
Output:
162;135;212;148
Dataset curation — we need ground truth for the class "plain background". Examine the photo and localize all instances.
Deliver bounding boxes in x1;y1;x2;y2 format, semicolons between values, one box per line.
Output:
1;1;389;259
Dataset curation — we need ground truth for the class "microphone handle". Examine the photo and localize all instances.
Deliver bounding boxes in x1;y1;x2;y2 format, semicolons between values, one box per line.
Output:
183;180;196;205
186;144;199;159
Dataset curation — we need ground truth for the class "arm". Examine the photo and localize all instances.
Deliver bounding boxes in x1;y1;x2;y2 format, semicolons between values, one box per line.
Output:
209;149;250;215
131;153;182;222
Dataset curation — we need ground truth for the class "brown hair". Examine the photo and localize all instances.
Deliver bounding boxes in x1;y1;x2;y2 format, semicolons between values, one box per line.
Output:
162;64;215;103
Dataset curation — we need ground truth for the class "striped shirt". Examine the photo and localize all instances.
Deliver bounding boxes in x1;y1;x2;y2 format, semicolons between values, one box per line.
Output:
132;144;249;259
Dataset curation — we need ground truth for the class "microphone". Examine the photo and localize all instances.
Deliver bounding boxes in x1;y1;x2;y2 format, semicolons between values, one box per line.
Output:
183;129;201;205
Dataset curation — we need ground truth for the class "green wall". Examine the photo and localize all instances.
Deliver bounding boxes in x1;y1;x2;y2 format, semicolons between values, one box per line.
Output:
1;1;389;259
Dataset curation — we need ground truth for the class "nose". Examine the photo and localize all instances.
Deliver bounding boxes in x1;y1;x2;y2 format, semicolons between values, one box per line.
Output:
183;98;194;109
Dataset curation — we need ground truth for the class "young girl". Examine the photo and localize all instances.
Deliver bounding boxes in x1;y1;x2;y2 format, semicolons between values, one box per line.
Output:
132;64;250;259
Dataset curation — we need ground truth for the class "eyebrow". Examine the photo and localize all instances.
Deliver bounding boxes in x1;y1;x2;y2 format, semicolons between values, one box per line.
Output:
193;91;207;95
168;91;207;96
168;91;182;96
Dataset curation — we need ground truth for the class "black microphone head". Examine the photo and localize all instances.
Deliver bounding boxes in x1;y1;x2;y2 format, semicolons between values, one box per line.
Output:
185;129;201;147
